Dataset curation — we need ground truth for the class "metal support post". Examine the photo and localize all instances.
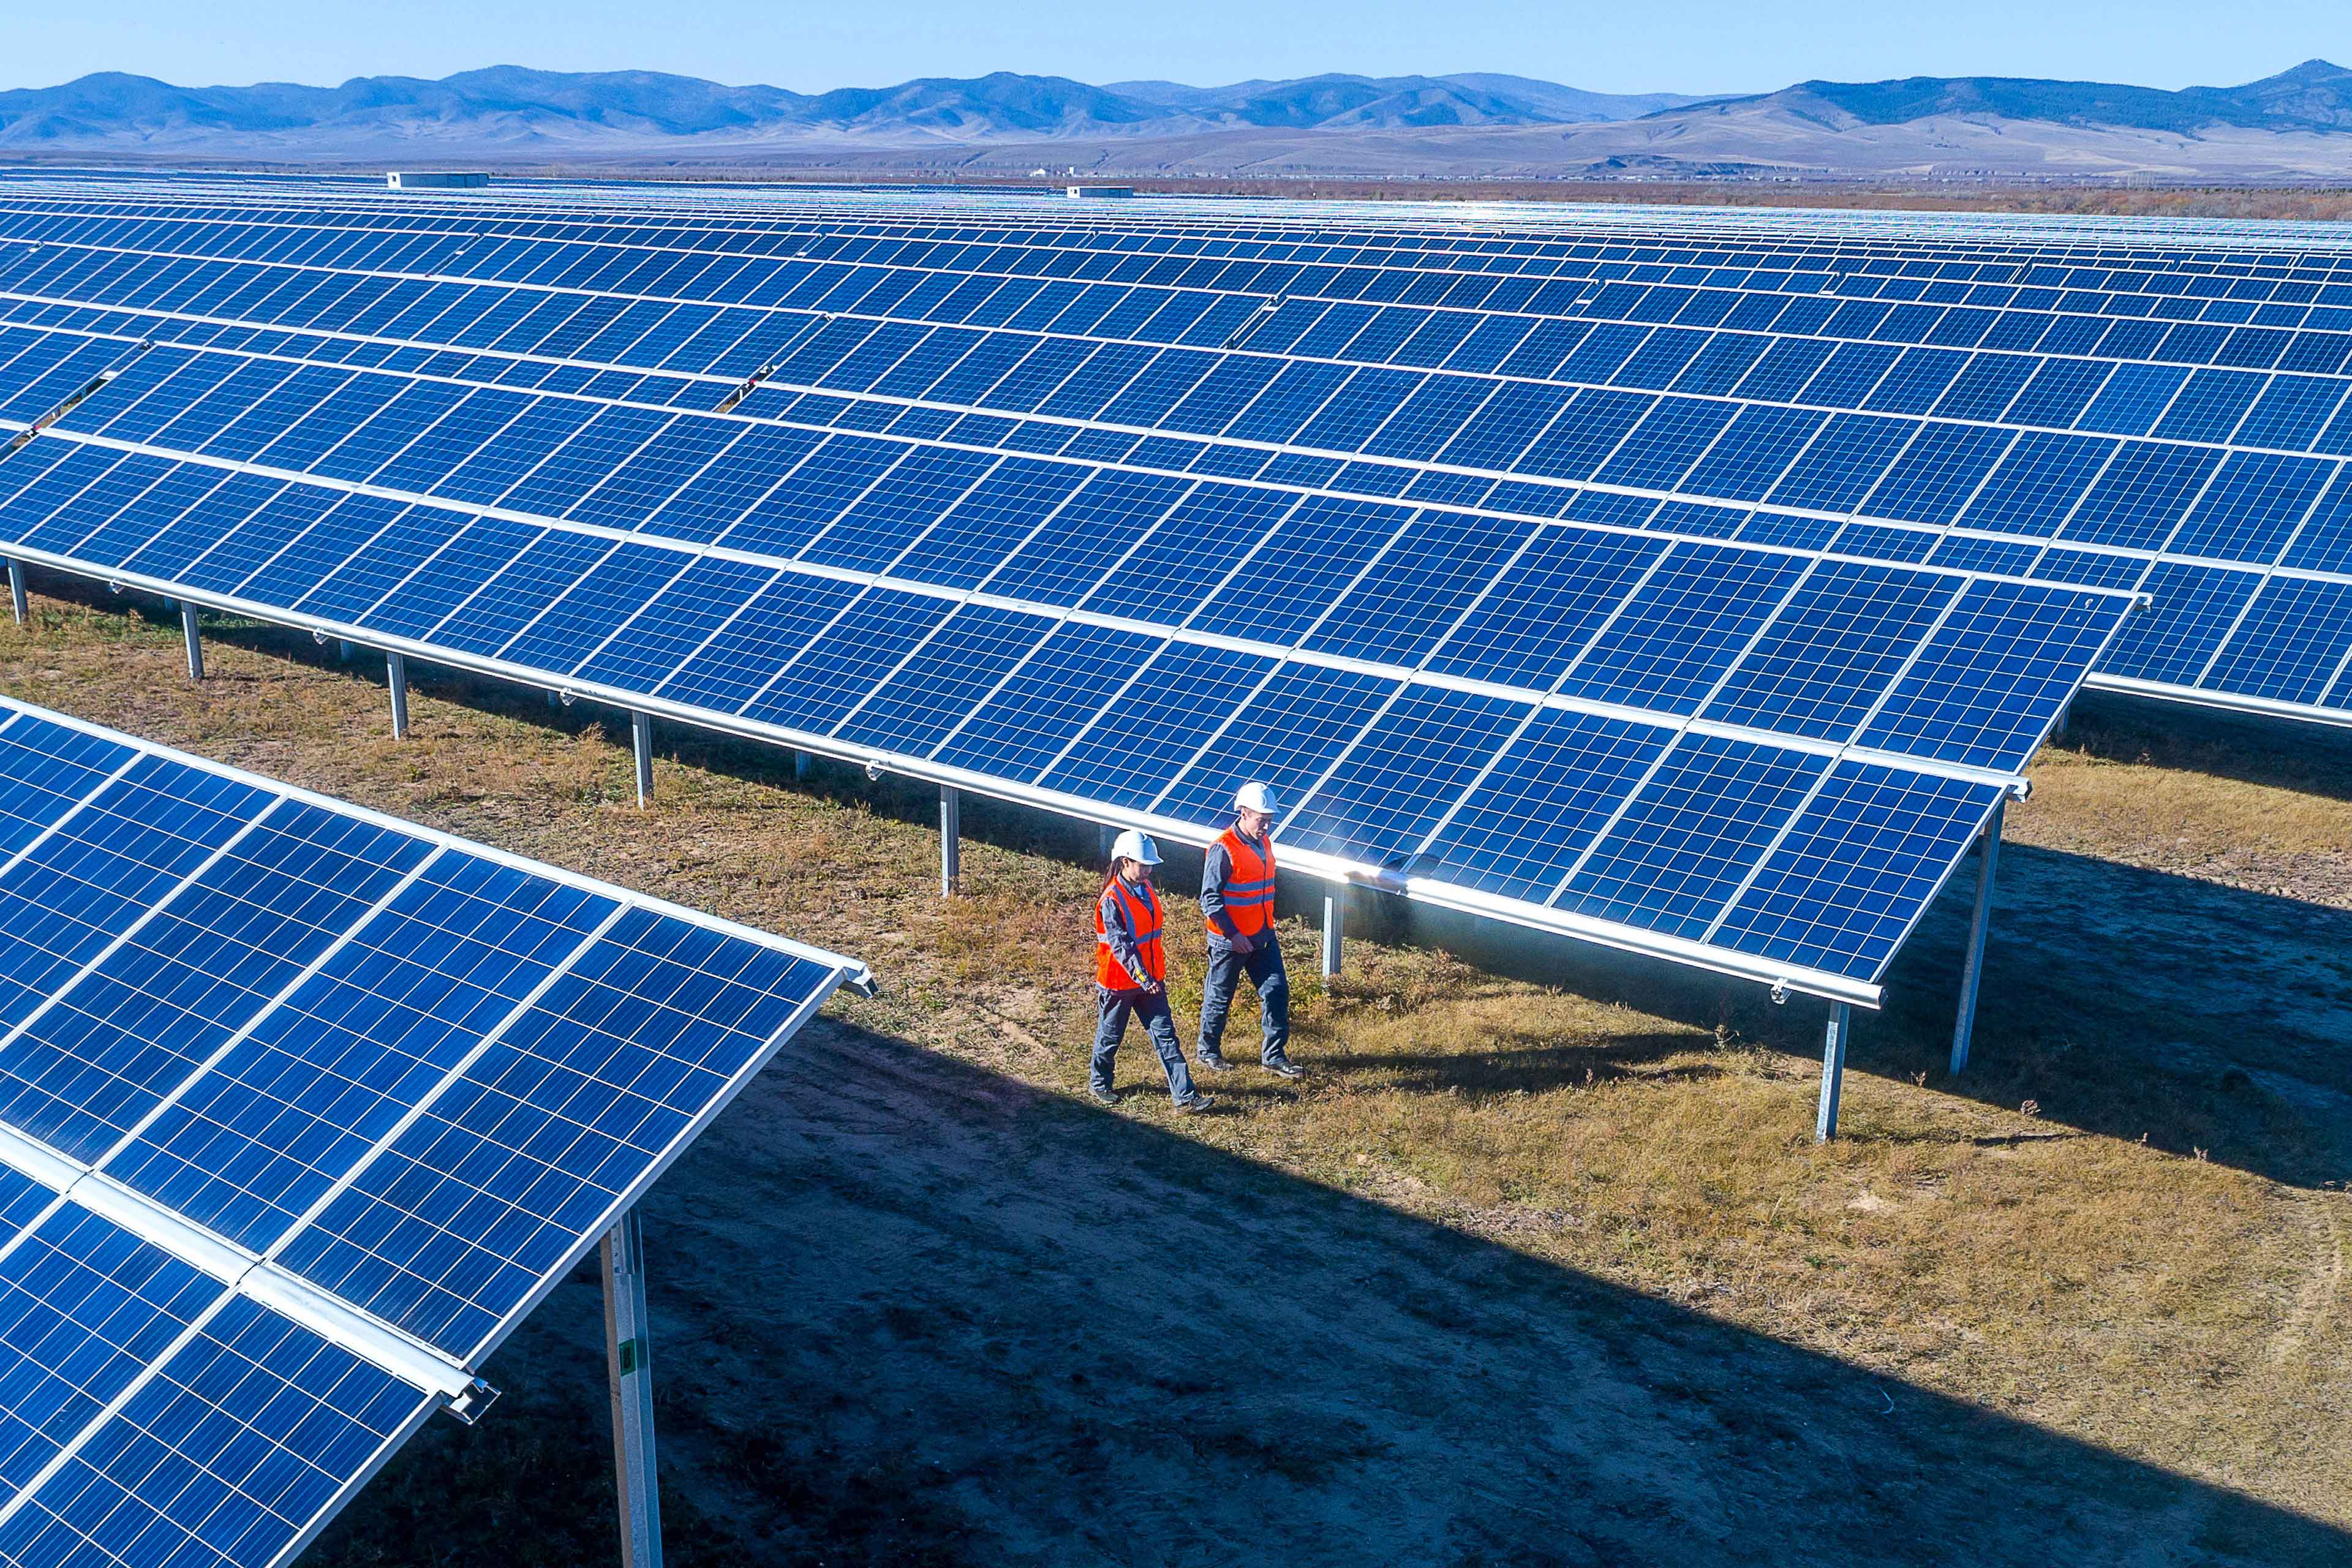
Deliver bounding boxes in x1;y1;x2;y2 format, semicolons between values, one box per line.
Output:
631;711;654;810
602;1207;663;1568
337;639;354;663
939;786;960;896
1815;1003;1852;1142
181;603;203;681
387;652;410;741
1948;799;2005;1076
2050;699;2070;743
1321;883;1346;980
6;559;24;625
793;749;812;781
1098;823;1115;864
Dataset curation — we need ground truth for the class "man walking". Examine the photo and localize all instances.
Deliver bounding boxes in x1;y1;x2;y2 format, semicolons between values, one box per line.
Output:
1197;782;1303;1079
1092;829;1215;1113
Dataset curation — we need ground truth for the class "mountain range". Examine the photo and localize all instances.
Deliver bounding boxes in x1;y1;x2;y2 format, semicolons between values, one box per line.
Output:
1;61;2350;181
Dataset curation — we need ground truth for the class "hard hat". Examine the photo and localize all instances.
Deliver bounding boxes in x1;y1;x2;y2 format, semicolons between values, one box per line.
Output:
1234;781;1278;815
1110;828;1161;867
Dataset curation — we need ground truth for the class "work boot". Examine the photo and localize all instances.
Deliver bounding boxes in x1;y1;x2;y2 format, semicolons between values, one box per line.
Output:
1089;1084;1121;1106
1172;1090;1216;1114
1196;1050;1235;1072
1263;1057;1305;1080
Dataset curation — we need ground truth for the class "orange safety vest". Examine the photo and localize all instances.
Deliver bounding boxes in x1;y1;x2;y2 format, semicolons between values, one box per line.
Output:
1208;827;1276;940
1095;878;1165;991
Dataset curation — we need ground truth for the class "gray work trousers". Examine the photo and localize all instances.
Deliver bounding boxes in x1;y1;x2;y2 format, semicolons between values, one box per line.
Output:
1091;986;1196;1101
1199;937;1291;1063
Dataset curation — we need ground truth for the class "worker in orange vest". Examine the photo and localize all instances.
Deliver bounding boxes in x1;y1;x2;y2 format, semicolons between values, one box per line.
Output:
1091;829;1215;1112
1196;782;1302;1079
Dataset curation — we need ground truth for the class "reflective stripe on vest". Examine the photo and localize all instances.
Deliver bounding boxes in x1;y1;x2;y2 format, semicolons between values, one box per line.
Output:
1209;827;1276;939
1095;878;1165;990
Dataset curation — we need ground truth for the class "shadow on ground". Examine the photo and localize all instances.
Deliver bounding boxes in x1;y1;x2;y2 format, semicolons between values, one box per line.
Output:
2058;688;2352;805
306;1019;2348;1568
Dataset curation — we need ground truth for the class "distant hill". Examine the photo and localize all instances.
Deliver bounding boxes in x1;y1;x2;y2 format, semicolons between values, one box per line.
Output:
0;66;1700;154
1708;58;2352;134
1;61;2349;181
1098;74;1709;127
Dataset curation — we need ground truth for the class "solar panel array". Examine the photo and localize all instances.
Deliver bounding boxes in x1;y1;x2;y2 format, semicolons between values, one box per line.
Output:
0;692;866;1568
0;173;2163;1006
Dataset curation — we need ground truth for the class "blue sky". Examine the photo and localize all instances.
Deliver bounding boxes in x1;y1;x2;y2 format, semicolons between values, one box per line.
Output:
8;0;2348;96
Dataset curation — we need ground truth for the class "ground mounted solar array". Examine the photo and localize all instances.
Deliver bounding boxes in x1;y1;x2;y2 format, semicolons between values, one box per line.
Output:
0;692;867;1568
0;172;2184;1008
0;174;2348;724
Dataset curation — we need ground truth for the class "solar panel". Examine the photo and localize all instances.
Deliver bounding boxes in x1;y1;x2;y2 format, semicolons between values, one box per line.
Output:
0;693;869;1568
0;175;2172;1009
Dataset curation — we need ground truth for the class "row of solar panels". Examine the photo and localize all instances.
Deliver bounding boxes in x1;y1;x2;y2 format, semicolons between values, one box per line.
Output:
14;198;2352;356
17;172;2352;275
0;693;863;1568
11;203;2351;522
0;226;2341;721
12;181;2343;298
19;214;2352;447
0;304;2134;1004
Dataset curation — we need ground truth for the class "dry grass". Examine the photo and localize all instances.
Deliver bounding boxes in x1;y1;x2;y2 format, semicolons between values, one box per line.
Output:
3;585;2348;1548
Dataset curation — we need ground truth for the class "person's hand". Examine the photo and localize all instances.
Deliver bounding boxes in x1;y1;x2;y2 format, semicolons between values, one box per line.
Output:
1230;935;1254;956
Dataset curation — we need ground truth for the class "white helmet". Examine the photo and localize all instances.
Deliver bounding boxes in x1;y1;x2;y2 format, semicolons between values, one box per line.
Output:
1234;781;1278;815
1110;828;1161;867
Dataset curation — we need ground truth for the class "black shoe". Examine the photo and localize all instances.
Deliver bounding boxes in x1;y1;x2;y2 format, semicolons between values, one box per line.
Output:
1263;1057;1305;1080
1088;1084;1121;1106
1172;1090;1216;1114
1196;1052;1235;1073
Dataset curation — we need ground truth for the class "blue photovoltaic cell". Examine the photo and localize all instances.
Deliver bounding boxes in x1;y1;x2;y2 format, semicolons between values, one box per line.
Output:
1425;526;1667;689
740;587;955;734
1155;662;1398;826
0;759;273;1037
934;620;1165;778
1187;494;1412;646
0;796;431;1165
277;908;834;1359
1716;763;2002;976
835;603;1056;754
0;1293;430;1568
0;712;134;857
1041;641;1278;810
106;851;618;1253
571;555;782;695
1413;708;1673;903
0;1207;223;1496
1558;545;1808;714
1703;560;1961;741
1558;734;1829;940
2198;576;2352;706
1861;581;2148;770
1303;511;1532;668
655;570;864;713
2100;562;2264;685
1281;687;1529;866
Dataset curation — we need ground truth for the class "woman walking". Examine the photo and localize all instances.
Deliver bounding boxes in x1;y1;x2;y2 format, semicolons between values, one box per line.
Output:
1091;829;1215;1113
